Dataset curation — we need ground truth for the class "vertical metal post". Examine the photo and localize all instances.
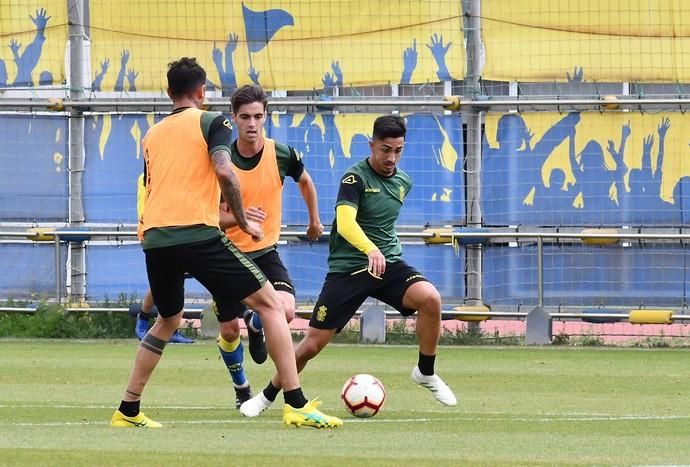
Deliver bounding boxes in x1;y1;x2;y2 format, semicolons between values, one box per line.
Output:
462;0;484;309
526;235;551;344
54;234;61;304
68;0;86;303
537;236;544;307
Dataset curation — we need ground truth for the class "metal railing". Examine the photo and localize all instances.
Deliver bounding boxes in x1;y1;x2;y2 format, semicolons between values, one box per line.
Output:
3;227;690;316
1;96;690;112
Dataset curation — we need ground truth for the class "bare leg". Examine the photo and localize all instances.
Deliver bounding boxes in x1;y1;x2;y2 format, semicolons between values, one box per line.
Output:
269;327;336;388
277;290;296;323
403;281;456;406
122;311;182;401
219;318;240;342
141;289;155;314
242;282;300;391
403;282;442;355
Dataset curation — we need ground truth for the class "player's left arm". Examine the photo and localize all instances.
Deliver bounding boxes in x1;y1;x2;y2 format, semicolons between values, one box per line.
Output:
284;144;323;241
297;170;323;241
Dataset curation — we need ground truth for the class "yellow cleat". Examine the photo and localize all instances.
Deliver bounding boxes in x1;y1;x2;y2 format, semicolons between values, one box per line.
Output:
283;399;343;429
110;410;162;428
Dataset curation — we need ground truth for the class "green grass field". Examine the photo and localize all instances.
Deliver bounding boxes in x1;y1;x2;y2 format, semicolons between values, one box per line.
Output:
2;340;690;466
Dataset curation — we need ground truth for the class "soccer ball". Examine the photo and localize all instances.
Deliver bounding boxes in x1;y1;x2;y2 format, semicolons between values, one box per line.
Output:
340;374;386;418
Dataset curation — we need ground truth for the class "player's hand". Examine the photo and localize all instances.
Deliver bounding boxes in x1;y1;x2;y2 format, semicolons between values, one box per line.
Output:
243;220;264;243
245;206;266;224
306;221;323;241
367;249;385;278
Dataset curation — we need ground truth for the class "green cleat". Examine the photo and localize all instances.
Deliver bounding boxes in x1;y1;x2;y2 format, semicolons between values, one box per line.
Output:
110;410;162;428
282;399;343;429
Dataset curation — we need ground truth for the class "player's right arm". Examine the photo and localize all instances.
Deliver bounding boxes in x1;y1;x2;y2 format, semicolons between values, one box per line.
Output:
219;201;266;230
335;172;386;276
205;112;262;241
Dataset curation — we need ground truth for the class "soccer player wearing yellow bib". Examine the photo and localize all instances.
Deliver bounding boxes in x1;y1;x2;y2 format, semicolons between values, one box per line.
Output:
134;174;194;344
215;84;323;407
241;115;457;418
111;58;341;429
132;85;324;410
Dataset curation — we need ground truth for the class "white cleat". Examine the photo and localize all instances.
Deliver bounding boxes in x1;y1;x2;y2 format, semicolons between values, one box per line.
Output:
239;392;273;418
411;366;458;406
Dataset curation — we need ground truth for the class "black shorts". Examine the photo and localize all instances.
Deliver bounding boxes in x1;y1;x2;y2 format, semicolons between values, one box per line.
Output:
145;235;266;318
309;260;428;332
214;249;294;323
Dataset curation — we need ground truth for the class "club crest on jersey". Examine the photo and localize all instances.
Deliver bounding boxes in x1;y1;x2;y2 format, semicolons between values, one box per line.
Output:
342;175;357;185
316;305;328;322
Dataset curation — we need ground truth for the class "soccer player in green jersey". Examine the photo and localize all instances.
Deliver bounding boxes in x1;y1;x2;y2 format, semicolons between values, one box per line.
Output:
241;114;457;417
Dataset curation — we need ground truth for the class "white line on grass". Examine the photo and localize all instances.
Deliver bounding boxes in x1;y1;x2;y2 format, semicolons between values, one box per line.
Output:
3;414;690;428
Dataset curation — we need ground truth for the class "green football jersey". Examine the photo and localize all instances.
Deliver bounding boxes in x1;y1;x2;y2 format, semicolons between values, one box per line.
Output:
328;158;412;273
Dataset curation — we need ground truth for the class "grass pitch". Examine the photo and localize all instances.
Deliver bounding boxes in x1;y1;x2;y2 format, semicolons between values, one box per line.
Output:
1;340;690;466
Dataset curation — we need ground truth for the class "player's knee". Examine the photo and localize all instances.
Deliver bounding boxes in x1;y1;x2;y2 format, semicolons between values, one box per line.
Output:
219;319;240;342
251;294;283;319
283;303;295;323
158;313;183;330
278;292;296;323
418;287;442;314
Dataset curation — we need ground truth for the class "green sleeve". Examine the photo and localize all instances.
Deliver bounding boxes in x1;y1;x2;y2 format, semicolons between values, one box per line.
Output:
200;111;233;155
275;142;305;183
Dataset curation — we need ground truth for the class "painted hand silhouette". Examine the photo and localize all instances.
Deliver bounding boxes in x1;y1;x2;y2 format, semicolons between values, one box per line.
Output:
426;33;452;81
212;45;222;66
331;61;343;85
30;8;51;32
566;66;584;83
401;39;417;84
643;134;654;155
248;66;260;85
225;33;238;54
126;68;138;92
606;139;616;157
322;72;337;90
8;39;20;59
92;58;109;91
114;50;131;92
658;117;670;139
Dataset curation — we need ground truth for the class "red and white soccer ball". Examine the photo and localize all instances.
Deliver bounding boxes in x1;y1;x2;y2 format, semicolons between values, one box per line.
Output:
340;373;386;418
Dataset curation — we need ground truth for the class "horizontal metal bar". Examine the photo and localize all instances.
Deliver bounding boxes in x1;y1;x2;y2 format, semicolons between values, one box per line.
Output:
0;307;38;312
0;97;452;110
0;231;37;237
0;306;204;315
4;304;689;323
280;230;435;238
5;228;690;242
463;232;690;240
465;97;690;107
2;96;690;111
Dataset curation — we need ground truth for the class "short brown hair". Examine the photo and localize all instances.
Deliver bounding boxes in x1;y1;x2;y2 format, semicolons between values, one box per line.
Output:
231;84;268;114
